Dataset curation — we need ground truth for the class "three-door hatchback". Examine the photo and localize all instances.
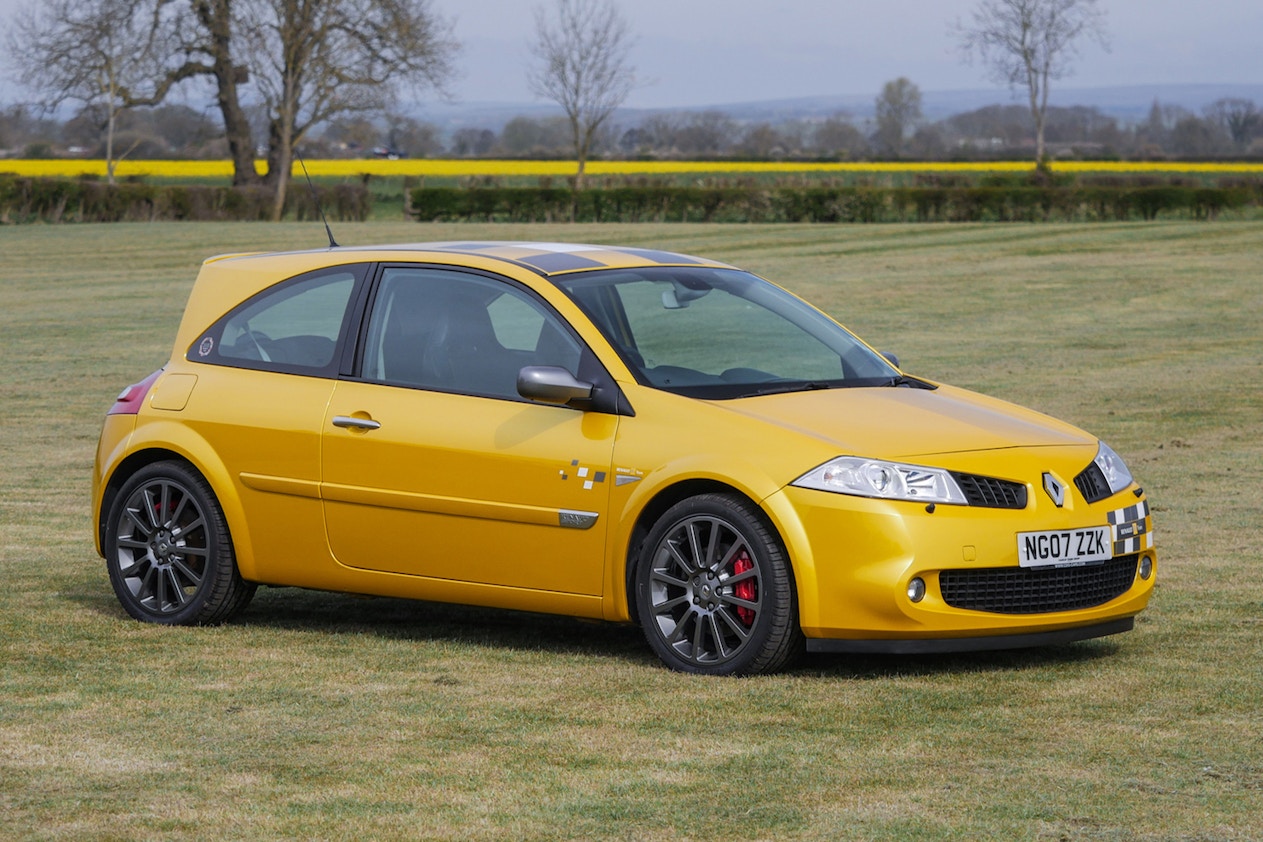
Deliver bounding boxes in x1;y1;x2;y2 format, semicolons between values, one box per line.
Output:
93;242;1155;674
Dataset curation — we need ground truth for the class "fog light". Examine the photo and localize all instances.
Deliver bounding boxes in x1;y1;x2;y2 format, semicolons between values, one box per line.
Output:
907;577;926;603
1138;556;1153;580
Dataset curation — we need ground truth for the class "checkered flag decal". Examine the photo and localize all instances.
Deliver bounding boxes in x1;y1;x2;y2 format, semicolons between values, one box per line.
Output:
1108;500;1153;556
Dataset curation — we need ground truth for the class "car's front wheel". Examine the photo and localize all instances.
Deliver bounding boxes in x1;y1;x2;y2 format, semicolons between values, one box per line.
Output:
104;461;255;625
635;493;802;675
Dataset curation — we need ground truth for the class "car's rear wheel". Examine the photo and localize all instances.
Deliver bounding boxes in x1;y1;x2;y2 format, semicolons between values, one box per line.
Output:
635;493;802;675
104;461;255;625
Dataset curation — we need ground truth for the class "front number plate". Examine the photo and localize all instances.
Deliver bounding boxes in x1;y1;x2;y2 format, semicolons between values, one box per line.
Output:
1017;526;1111;568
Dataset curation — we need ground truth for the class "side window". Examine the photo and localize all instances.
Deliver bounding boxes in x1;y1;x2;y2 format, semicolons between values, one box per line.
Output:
362;267;582;400
487;295;546;351
191;268;360;374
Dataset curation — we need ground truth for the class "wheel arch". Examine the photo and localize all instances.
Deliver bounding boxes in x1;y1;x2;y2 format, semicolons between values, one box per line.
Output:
97;448;189;551
96;439;257;580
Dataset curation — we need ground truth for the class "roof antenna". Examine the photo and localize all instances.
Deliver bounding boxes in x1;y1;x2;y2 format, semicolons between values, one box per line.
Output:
296;151;339;249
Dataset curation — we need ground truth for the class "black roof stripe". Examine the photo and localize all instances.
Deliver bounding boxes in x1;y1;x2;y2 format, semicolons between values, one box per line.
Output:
616;247;704;264
516;252;610;273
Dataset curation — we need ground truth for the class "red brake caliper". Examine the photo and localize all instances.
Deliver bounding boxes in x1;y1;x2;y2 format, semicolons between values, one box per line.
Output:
732;552;756;626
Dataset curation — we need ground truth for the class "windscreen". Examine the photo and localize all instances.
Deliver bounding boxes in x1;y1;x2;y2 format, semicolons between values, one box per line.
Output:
557;267;899;399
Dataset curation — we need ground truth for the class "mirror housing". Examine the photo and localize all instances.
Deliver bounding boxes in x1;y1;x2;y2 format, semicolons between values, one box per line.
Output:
517;366;594;406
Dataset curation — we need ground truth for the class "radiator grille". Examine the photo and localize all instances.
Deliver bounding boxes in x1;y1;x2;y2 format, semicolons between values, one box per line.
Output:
951;473;1028;509
1074;463;1112;504
939;555;1138;614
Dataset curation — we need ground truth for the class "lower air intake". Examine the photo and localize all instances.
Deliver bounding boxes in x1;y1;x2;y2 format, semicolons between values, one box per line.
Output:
939;555;1138;614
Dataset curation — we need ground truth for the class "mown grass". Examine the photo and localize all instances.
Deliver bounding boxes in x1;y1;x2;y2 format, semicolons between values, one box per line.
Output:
1;220;1261;840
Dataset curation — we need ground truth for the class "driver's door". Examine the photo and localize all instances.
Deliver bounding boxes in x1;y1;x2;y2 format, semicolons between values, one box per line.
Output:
320;266;617;596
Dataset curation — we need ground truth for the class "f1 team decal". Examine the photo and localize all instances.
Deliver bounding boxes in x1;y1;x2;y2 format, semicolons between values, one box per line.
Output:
1108;499;1153;555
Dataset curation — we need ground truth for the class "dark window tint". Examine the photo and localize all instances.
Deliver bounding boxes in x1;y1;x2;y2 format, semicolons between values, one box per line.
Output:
362;267;582;400
191;268;360;375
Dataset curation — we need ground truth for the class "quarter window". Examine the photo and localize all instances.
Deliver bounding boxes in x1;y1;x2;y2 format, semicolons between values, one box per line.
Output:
191;268;362;375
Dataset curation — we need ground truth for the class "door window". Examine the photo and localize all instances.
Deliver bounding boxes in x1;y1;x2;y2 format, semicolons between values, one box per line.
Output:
361;267;582;400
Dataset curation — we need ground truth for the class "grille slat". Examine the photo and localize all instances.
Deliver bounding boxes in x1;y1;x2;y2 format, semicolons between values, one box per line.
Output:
940;555;1138;614
1074;463;1112;504
951;472;1028;509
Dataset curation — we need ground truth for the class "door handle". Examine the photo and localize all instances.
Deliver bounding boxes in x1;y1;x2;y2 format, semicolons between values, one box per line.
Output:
332;415;381;431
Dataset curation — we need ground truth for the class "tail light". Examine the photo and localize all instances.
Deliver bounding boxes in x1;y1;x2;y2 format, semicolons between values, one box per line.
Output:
107;369;163;415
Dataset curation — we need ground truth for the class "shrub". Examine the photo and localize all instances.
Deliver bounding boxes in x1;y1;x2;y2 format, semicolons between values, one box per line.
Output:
0;176;369;223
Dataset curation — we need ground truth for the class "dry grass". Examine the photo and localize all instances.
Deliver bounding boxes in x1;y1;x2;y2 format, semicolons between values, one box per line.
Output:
1;220;1261;840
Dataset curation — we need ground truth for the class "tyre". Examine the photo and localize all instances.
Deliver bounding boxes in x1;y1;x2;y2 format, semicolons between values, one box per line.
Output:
635;493;803;675
103;461;255;625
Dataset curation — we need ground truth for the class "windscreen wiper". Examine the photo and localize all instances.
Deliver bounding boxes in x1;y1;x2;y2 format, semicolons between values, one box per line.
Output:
882;375;936;390
750;380;836;396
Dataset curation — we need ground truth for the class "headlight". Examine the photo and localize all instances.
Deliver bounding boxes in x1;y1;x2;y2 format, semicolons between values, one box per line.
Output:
792;456;968;505
1094;441;1134;495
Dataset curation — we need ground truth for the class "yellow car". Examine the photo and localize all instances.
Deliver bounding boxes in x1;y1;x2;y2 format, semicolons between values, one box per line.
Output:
93;242;1155;675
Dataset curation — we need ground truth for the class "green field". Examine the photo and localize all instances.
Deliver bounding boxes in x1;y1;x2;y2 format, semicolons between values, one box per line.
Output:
2;220;1261;840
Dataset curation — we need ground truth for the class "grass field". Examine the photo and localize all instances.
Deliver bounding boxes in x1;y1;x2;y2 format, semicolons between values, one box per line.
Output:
1;220;1261;840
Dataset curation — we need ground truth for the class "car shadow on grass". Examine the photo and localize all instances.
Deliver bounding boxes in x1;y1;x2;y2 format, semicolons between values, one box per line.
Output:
243;585;657;664
248;587;1127;677
798;639;1124;680
69;578;1124;677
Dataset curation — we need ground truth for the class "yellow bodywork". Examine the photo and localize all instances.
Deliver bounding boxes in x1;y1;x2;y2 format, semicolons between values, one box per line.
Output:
93;243;1155;648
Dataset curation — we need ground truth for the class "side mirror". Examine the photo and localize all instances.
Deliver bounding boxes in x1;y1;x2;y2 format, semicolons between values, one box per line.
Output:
881;351;901;369
517;366;594;406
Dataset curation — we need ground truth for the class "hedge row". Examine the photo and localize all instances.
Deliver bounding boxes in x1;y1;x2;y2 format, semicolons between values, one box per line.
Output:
410;183;1260;223
0;176;370;223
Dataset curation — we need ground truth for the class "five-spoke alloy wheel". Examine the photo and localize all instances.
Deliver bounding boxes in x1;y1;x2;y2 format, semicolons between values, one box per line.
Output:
104;461;254;625
636;493;802;675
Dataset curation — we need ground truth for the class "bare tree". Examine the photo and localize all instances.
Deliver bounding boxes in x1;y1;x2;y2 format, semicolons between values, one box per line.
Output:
812;115;869;160
139;0;456;217
1204;98;1260;150
241;0;457;218
956;0;1107;166
674;111;737;157
385;114;444;158
5;0;170;183
528;0;636;186
873;77;923;157
499;115;572;156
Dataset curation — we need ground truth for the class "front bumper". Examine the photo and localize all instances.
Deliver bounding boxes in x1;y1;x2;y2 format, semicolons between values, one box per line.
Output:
763;447;1156;648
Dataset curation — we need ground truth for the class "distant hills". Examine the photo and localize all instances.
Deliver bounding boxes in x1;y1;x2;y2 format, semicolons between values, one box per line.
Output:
411;83;1263;133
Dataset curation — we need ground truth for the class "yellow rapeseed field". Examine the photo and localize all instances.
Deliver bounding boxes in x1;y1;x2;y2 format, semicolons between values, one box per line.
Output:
3;158;1262;179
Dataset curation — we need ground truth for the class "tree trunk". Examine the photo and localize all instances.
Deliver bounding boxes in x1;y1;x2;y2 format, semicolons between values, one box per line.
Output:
564;112;586;190
194;0;260;187
266;119;292;222
1035;62;1051;170
105;104;117;185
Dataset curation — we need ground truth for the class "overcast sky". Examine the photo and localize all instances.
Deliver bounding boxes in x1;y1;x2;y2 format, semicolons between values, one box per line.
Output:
2;0;1260;108
451;0;1263;107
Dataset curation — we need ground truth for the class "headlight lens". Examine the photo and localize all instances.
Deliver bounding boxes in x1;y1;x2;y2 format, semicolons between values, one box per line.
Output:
1094;441;1134;495
792;456;968;505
